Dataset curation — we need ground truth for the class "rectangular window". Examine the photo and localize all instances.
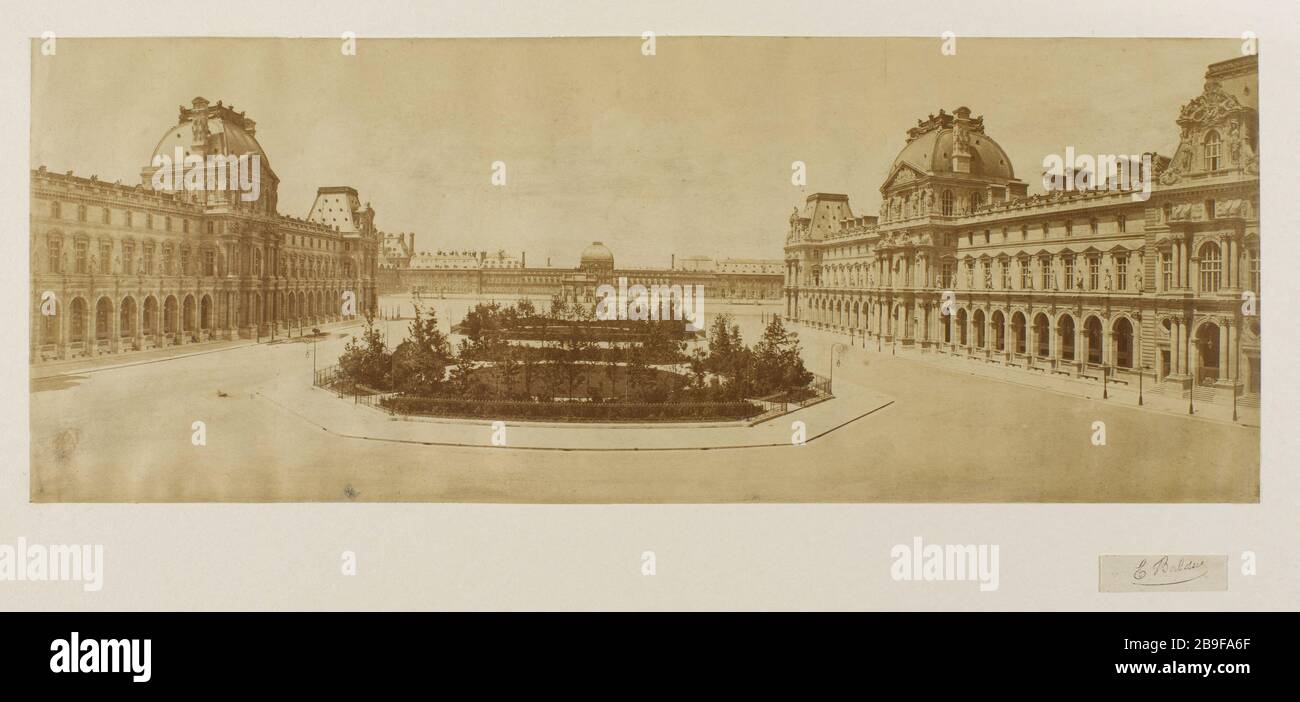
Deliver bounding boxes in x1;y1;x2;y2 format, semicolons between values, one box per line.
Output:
1088;255;1099;290
48;240;61;273
1040;256;1051;290
100;242;112;274
162;246;172;275
941;261;953;288
1162;252;1172;290
78;204;87;222
123;242;135;274
123;211;131;228
205;250;215;276
50;201;61;218
1116;254;1128;291
102;208;111;225
1000;260;1010;289
1064;256;1075;288
143;245;153;275
181;247;191;275
1249;249;1260;293
75;241;87;274
1117;214;1127;233
184;219;191;234
1020;257;1032;289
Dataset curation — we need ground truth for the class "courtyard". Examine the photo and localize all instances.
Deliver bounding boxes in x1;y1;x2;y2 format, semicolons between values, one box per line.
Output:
28;296;1259;503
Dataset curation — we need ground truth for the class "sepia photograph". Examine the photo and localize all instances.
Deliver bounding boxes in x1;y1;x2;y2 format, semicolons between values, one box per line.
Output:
5;0;1300;684
28;36;1260;503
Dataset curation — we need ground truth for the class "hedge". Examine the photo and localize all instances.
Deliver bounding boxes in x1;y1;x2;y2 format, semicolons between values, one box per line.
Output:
380;396;762;422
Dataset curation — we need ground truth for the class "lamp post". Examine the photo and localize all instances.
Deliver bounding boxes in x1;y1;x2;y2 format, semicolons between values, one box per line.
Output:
829;342;846;394
1232;371;1238;422
1102;364;1108;400
1138;365;1148;406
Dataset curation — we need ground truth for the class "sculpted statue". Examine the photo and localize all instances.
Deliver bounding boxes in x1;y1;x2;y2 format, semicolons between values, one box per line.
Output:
191;110;209;143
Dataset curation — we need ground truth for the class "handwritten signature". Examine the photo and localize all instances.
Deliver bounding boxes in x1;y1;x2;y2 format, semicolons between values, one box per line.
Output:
1131;556;1208;587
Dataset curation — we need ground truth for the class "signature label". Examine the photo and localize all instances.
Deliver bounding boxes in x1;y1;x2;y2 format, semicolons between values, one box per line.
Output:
1099;555;1228;592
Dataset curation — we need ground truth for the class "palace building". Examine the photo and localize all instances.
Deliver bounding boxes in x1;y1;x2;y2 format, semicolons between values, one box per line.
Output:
378;240;784;303
784;55;1261;400
30;97;382;362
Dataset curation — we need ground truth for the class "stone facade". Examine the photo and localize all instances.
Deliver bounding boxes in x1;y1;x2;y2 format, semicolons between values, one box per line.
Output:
784;56;1261;398
30;97;381;363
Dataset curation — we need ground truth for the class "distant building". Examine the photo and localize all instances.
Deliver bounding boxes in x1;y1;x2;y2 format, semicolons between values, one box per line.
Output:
380;232;415;269
379;240;784;303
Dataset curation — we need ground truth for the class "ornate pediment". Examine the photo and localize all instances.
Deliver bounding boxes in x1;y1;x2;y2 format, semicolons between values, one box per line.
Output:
881;162;928;191
1161;80;1259;184
1177;81;1250;132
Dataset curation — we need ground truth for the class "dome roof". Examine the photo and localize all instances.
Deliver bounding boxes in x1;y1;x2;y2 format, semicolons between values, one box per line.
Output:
580;241;614;267
147;97;271;171
890;111;1016;182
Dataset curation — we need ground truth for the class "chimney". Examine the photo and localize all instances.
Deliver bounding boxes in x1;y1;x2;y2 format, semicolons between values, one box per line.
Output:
671;253;676;270
522;251;526;267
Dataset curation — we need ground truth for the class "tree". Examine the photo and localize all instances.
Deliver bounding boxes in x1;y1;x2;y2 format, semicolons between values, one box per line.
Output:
516;297;537;319
449;339;484;398
497;344;523;399
753;315;811;395
549;292;570;321
391;304;452;395
337;313;391;390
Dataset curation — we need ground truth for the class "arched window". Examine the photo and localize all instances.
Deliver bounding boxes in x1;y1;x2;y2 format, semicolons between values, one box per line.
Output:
1199;242;1222;293
1203;130;1221;172
969;191;982;212
941;190;954;217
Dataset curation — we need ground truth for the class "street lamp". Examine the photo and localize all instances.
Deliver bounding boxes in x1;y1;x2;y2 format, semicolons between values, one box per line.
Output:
1232;365;1239;422
829;342;846;394
1138;365;1148;406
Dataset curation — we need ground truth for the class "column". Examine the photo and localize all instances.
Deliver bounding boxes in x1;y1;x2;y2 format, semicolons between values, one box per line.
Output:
1004;313;1012;358
108;299;120;353
1174;241;1183;289
1171;320;1182;375
1228;322;1239;383
1219;323;1229;381
1049;317;1058;365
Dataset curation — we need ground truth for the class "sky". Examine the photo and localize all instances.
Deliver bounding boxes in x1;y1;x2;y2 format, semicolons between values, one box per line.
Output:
31;37;1239;268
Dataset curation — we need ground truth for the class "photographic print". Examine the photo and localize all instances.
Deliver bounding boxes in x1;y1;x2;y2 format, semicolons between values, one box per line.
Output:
28;37;1260;503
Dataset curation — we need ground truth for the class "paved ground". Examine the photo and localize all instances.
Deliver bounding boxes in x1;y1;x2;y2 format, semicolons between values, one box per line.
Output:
29;305;1259;503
